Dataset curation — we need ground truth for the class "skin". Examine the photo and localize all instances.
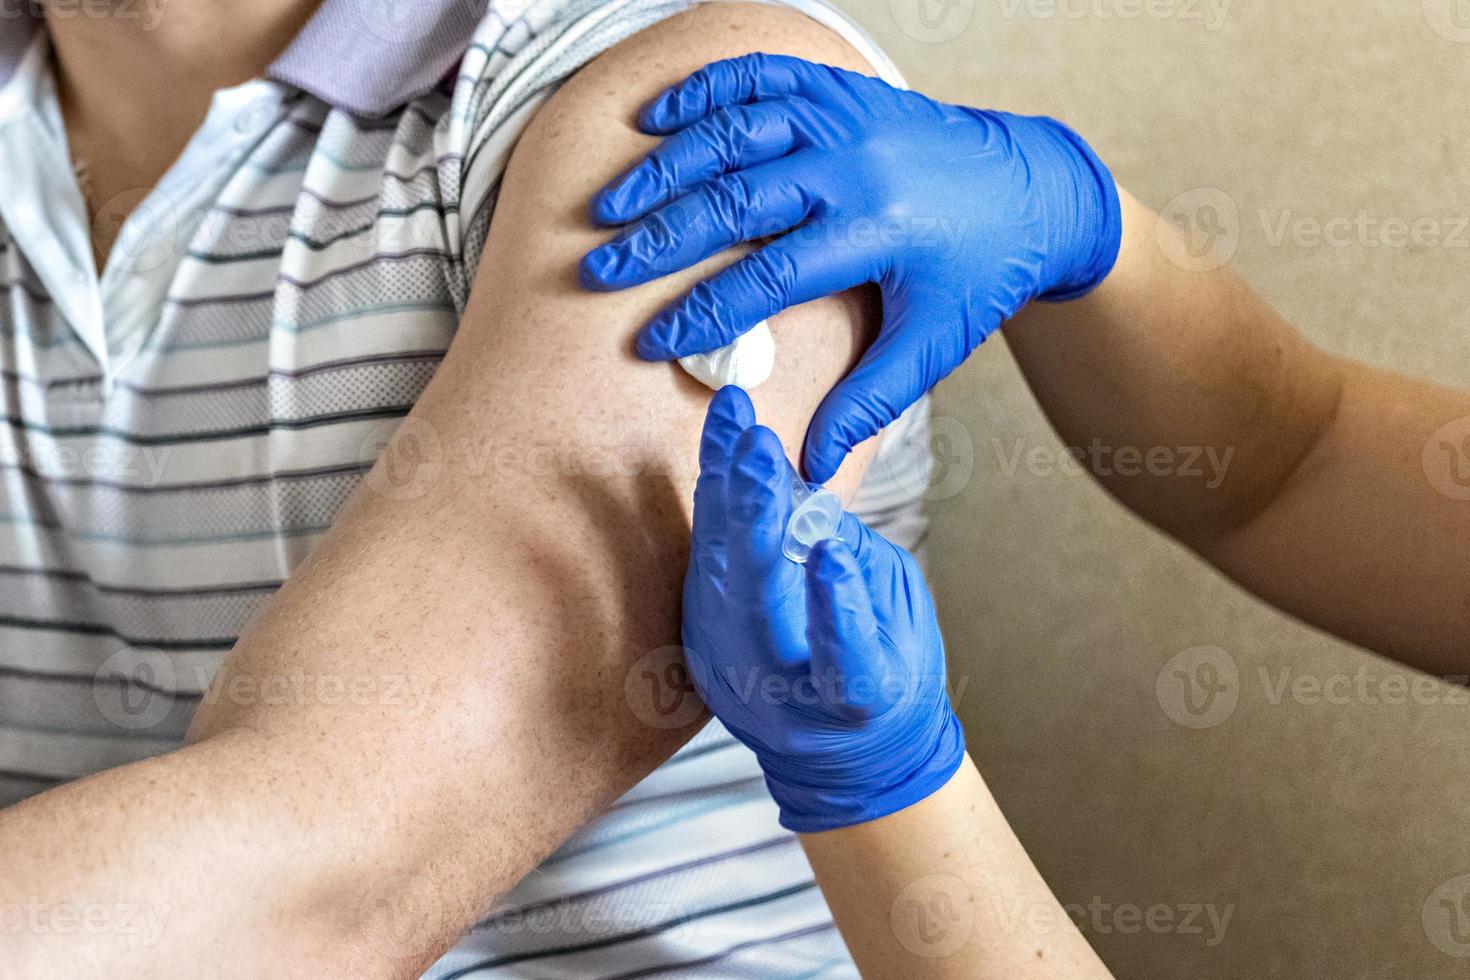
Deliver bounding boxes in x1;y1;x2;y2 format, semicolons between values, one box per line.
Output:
0;4;890;977
1008;188;1470;673
48;0;326;268
802;758;1112;978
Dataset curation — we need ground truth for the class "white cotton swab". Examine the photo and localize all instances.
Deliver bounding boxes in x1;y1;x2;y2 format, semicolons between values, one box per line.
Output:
677;320;775;391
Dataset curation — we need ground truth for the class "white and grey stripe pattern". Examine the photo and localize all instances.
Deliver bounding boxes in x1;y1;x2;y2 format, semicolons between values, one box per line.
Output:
0;0;931;975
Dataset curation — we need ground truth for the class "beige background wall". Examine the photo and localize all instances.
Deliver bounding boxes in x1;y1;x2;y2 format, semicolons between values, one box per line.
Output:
827;0;1470;974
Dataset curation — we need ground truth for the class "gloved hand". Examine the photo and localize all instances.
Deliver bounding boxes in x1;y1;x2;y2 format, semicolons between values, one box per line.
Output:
682;385;965;833
581;54;1122;484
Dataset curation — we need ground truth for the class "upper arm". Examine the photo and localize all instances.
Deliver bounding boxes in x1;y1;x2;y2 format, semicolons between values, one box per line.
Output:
376;0;888;756
455;0;885;499
185;1;890;961
1014;191;1470;675
1209;357;1470;674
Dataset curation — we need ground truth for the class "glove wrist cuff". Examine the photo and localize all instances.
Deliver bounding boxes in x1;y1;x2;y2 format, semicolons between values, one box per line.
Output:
1032;117;1124;303
763;709;967;835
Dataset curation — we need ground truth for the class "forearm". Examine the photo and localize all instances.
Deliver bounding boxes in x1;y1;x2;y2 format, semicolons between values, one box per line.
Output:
1006;188;1470;668
799;757;1111;979
0;732;390;979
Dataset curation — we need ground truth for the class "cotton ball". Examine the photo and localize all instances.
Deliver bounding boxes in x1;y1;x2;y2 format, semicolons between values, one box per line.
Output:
677;320;775;391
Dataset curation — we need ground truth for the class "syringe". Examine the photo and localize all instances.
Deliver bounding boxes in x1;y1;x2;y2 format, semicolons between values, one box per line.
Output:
782;470;844;564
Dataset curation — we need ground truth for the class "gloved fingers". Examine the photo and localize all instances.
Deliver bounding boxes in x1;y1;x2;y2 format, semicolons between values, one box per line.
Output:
804;537;900;723
691;385;756;579
583;158;819;291
800;315;949;484
639;53;840;134
725;425;800;606
635;231;870;361
834;510;877;567
835;511;913;606
591;101;811;225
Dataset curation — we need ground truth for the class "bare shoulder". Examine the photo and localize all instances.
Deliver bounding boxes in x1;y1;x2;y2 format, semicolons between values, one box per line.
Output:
570;1;876;101
497;0;879;256
461;1;885;497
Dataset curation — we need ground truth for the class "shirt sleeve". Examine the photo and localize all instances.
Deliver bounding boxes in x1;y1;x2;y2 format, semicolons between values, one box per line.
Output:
436;0;696;297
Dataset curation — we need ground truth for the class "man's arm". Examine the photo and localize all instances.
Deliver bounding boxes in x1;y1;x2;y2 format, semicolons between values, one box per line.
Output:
1007;189;1470;673
0;6;885;977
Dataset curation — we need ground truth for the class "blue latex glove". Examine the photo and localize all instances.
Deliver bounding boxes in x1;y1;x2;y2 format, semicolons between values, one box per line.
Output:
682;385;965;833
582;54;1122;483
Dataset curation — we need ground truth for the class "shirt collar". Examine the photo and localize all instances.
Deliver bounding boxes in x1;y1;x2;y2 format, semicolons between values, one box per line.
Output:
0;0;489;118
0;5;39;94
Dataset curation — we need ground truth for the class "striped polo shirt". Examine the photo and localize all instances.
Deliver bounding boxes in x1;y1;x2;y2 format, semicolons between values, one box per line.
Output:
0;0;932;975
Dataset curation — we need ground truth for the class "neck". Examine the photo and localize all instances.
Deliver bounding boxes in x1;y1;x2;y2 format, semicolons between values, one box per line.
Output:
49;0;322;183
47;0;323;268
